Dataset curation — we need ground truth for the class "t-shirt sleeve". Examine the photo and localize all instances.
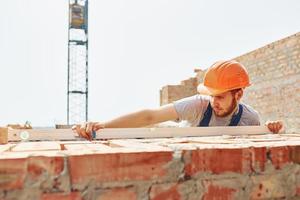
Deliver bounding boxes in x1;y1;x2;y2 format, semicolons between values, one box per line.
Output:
239;104;261;126
173;95;209;124
250;111;261;126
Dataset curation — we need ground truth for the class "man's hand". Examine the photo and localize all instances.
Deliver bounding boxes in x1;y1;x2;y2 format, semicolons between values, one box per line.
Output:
265;120;283;134
72;122;105;140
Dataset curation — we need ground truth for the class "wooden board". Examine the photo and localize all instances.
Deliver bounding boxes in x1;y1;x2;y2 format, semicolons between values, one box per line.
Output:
4;126;276;142
0;128;8;144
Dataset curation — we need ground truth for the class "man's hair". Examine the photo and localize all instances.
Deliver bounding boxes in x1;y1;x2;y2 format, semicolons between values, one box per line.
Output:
230;88;242;95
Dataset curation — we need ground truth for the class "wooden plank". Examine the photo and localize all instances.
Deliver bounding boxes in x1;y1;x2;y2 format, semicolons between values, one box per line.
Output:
0;127;8;144
6;126;276;142
8;129;78;141
96;126;274;139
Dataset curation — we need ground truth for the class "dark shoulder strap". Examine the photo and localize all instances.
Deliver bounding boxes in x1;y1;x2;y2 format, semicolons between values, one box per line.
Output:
198;102;213;127
199;103;243;127
229;104;243;126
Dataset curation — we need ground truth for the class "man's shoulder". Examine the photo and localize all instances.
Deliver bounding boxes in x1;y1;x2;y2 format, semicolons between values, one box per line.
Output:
173;94;210;124
241;103;259;115
240;103;261;125
176;94;210;103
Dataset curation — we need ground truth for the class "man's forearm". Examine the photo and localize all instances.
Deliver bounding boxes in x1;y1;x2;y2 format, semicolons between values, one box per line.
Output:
74;104;178;140
103;109;156;128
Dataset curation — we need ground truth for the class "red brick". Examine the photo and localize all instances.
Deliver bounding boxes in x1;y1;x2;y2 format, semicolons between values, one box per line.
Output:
268;146;291;169
27;156;65;181
183;147;268;176
0;158;27;190
291;146;300;164
97;188;137;200
296;187;300;196
68;151;173;184
150;183;181;200
203;183;236;200
251;147;267;172
41;192;82;200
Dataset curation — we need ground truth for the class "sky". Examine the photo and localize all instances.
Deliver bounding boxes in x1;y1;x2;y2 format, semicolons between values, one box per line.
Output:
0;0;299;127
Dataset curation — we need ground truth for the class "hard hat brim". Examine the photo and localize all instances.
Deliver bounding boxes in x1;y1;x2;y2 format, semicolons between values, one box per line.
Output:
197;83;230;96
197;83;250;96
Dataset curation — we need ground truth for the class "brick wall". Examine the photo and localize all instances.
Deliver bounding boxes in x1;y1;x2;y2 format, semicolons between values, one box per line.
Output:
1;133;300;199
160;77;198;105
234;33;300;134
160;32;300;133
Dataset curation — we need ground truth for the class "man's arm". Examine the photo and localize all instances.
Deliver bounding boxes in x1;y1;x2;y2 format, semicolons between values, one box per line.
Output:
104;104;178;128
73;104;179;140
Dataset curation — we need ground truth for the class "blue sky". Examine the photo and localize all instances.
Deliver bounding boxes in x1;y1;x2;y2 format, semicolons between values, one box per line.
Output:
0;0;299;126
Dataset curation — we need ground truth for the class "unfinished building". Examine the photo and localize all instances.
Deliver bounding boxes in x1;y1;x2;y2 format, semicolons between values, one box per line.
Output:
0;33;300;200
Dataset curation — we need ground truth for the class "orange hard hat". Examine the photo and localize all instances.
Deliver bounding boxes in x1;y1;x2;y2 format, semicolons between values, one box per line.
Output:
197;60;250;95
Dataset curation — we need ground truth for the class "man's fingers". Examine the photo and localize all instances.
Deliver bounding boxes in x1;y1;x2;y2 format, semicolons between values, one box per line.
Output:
266;120;284;134
72;122;104;140
267;122;276;133
273;121;283;133
279;123;283;131
276;122;283;133
71;124;89;140
85;123;93;135
275;123;280;132
272;123;279;134
267;123;273;131
274;125;279;133
278;122;283;131
80;123;91;140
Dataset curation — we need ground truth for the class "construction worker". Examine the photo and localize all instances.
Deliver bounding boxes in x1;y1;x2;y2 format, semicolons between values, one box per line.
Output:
74;60;283;140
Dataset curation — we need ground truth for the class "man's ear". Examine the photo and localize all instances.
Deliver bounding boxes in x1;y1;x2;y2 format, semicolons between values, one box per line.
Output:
235;89;243;101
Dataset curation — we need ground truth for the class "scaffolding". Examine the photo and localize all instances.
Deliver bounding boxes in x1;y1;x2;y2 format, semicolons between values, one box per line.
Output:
67;0;88;124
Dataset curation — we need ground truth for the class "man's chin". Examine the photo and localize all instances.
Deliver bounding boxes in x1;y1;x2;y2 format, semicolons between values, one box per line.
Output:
214;111;223;117
215;113;226;117
214;110;231;117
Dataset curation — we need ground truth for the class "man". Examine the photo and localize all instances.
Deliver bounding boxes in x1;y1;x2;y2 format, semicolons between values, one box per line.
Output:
74;60;283;140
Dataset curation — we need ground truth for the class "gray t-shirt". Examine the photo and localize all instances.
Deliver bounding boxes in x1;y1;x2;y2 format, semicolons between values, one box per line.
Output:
173;94;260;127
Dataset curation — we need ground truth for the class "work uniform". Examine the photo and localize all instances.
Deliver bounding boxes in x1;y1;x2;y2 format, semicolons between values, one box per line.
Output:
173;94;260;127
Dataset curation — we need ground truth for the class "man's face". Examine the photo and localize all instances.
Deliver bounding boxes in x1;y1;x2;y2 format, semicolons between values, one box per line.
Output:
210;91;238;117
